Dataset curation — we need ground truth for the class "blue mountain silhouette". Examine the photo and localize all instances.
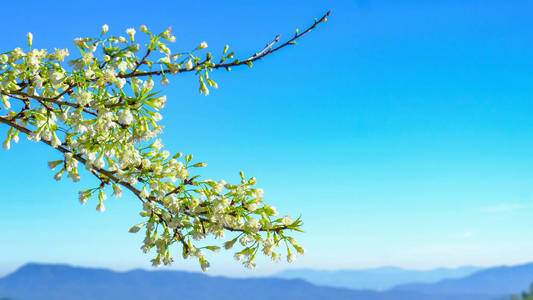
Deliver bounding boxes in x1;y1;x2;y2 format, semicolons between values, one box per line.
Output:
0;263;494;300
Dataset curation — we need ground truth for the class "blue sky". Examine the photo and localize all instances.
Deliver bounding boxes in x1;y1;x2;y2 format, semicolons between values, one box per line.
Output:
2;0;533;277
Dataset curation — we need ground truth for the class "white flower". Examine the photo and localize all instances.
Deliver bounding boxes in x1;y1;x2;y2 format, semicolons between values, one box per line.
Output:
101;24;109;35
64;152;73;161
185;59;193;70
287;253;297;263
234;253;244;262
159;45;170;55
163;253;173;265
47;70;64;87
82;52;93;64
113;185;122;198
200;260;210;272
126;28;136;41
270;206;279;217
152;139;163;150
117;109;134;125
52;48;69;61
78;191;89;204
139;25;148;33
140;187;149;199
88;43;97;52
142;78;154;91
247;218;260;229
73;37;85;48
244;261;256;269
50;132;62;148
239;235;252;246
255;188;264;200
74;91;93;106
168;63;180;74
2;140;10;150
151;259;162;268
115;78;126;89
85;68;95;78
68;172;81;182
247;202;259;212
74;124;88;133
118;61;128;73
96;202;105;212
93;156;105;169
2;96;10;109
153;112;162;121
151;95;166;110
271;252;281;262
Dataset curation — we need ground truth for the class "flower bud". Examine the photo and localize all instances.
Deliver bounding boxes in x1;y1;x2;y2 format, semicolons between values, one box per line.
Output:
129;223;144;233
196;41;208;50
126;28;136;42
26;32;33;48
223;239;235;250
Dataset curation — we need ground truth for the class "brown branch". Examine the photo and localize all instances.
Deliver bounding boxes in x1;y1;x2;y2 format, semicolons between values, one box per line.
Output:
250;34;281;59
131;49;151;74
119;10;331;79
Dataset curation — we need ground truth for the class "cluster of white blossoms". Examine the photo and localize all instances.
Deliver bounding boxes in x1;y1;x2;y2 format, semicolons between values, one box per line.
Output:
0;16;332;270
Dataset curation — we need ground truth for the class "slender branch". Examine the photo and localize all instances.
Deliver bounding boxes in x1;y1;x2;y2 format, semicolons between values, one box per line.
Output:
119;10;331;79
131;49;151;74
250;35;281;59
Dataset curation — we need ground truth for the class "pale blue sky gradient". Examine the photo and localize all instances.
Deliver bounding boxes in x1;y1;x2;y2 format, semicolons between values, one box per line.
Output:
2;0;533;277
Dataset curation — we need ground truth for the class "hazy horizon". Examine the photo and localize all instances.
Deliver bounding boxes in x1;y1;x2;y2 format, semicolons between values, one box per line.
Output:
0;260;527;279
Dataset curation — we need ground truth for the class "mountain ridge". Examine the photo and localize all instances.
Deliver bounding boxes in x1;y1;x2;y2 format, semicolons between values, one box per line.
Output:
0;263;494;300
391;262;533;296
275;265;483;290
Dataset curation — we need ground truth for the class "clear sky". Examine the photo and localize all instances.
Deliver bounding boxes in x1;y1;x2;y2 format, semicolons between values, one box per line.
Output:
2;0;533;277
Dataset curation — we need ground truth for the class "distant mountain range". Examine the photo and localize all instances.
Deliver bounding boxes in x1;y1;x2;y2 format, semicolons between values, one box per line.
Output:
3;263;533;299
276;263;533;299
0;263;498;300
392;262;533;297
275;266;483;290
